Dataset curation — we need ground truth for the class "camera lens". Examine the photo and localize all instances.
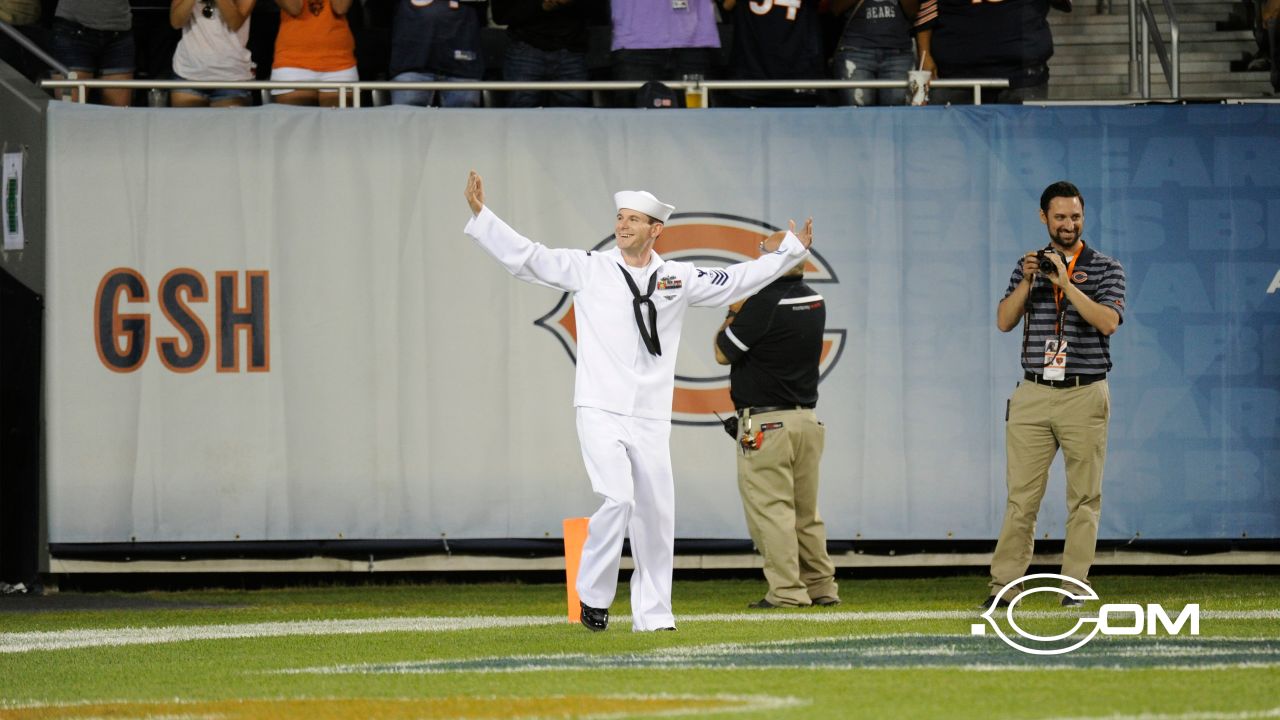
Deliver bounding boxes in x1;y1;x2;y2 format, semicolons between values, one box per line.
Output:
1036;249;1058;274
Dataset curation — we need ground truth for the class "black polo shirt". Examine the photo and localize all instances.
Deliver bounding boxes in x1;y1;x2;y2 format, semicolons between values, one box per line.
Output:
716;276;825;410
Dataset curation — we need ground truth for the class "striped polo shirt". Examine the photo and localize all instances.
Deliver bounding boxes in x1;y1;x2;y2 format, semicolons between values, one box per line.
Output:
1004;243;1126;376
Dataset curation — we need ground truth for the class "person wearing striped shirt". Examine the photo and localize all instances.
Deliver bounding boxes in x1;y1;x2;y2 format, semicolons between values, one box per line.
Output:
982;180;1126;610
715;232;839;610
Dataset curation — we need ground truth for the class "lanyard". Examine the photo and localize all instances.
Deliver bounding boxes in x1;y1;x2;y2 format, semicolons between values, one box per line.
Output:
1051;249;1082;336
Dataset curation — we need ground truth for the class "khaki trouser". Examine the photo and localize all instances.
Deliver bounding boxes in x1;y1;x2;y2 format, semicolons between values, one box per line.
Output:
990;379;1110;595
737;408;838;606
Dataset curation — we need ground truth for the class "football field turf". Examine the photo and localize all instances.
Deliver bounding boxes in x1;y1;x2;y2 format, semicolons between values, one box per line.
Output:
1;574;1277;719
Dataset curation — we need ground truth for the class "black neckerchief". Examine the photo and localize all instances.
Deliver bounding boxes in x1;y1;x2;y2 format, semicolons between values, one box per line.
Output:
617;264;661;356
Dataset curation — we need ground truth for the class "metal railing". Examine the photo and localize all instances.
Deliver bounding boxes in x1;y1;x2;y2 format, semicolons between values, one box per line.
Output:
39;78;1011;108
1129;0;1181;98
0;19;70;77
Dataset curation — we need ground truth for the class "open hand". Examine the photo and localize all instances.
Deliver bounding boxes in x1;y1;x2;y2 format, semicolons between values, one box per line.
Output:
465;170;485;215
789;217;814;249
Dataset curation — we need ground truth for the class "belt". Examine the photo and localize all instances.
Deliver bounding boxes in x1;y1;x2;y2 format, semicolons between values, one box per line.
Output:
738;404;814;416
1024;371;1106;389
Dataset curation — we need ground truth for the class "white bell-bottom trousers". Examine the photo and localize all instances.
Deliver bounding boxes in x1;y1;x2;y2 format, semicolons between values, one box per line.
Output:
574;407;676;631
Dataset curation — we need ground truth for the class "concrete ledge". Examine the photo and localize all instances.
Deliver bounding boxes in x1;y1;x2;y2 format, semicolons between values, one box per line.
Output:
48;549;1280;574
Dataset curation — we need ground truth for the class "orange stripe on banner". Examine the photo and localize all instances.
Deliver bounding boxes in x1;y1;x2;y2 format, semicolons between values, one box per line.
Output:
672;385;733;416
563;517;589;624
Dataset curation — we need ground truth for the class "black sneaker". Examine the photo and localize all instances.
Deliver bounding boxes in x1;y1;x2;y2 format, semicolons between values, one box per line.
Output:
979;595;1010;610
656;626;677;631
748;598;779;609
1061;595;1085;608
812;596;841;607
580;602;609;631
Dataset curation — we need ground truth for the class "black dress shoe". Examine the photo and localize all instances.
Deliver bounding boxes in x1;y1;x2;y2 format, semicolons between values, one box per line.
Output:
748;598;779;609
580;602;609;631
812;596;841;607
979;595;1010;610
1061;595;1085;607
656;626;676;631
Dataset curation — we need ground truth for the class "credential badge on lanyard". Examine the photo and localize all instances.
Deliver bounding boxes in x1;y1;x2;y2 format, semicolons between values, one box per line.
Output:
1043;339;1068;381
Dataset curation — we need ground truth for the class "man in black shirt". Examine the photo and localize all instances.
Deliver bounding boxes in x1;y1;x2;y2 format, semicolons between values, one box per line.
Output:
718;0;825;107
389;0;486;107
714;231;839;609
914;0;1069;103
493;0;605;107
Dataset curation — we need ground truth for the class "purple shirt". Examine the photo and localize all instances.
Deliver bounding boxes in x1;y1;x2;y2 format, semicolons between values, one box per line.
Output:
611;0;722;51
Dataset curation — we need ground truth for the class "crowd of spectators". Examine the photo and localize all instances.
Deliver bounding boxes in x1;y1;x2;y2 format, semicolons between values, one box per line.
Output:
0;0;1135;108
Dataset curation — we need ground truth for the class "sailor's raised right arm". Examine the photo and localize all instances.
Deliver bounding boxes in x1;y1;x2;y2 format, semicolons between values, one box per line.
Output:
464;213;587;294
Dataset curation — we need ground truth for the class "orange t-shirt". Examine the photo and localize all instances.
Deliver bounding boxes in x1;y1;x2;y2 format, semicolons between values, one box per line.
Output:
272;0;356;72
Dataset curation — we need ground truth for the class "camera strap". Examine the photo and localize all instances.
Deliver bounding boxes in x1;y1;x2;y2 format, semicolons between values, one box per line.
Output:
1051;249;1082;336
1021;246;1081;375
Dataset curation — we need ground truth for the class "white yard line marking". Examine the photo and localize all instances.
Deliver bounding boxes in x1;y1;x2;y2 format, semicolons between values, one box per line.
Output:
283;661;1280;676
277;631;1280;676
683;610;1280;622
1043;708;1280;720
2;609;1275;654
0;693;807;720
0;615;560;654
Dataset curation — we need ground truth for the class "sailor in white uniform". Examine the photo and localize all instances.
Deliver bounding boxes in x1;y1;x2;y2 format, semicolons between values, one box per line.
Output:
463;171;814;631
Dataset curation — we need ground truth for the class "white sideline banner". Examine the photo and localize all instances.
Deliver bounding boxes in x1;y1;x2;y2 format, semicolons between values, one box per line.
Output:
44;102;1280;544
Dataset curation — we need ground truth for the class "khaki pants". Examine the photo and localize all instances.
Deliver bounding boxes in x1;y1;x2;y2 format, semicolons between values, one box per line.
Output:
990;380;1110;595
737;408;838;606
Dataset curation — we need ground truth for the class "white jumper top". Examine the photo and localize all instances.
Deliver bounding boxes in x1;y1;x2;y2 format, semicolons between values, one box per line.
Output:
465;206;810;421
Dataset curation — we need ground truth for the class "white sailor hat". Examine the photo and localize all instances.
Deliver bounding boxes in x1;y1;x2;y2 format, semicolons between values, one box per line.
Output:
614;190;675;224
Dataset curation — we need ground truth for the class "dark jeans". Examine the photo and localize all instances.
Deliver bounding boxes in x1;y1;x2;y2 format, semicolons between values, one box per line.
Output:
833;45;915;106
390;71;481;108
611;47;715;107
929;63;1049;105
503;39;590;108
50;16;135;76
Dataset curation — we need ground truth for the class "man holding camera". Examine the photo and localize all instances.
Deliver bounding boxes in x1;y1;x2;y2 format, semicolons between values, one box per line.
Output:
983;181;1126;609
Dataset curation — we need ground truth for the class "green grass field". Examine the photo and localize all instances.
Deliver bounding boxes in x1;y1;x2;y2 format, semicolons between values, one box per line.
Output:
1;573;1277;719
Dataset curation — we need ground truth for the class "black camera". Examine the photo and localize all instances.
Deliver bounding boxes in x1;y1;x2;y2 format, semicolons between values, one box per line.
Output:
1036;247;1066;274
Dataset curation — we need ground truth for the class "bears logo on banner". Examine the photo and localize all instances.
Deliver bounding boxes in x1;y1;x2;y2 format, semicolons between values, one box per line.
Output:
534;213;845;425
